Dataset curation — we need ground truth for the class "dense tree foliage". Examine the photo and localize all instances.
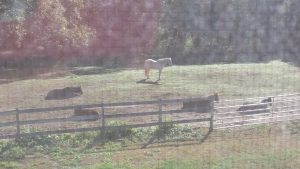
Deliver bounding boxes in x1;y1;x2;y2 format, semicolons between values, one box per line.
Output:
158;0;300;64
0;0;160;67
0;0;299;68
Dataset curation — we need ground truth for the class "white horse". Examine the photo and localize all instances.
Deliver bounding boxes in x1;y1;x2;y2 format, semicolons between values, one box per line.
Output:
144;58;172;80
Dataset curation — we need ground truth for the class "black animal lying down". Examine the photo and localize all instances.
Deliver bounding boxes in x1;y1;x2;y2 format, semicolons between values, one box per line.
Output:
45;86;83;100
237;97;273;115
182;93;219;113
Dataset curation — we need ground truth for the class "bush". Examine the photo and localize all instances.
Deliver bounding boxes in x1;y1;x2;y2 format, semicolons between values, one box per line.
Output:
104;121;134;141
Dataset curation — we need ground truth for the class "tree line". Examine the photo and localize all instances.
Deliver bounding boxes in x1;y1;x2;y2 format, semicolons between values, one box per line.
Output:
0;0;299;69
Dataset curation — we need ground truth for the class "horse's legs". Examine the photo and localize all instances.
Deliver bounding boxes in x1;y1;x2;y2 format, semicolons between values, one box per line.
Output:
158;69;162;80
145;68;150;79
147;69;150;79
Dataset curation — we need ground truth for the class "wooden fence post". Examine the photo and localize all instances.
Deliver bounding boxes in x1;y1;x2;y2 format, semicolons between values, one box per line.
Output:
15;109;20;140
101;103;106;143
158;99;163;140
271;97;275;117
209;101;214;132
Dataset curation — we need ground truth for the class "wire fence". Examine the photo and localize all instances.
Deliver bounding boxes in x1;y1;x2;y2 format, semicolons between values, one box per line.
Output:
214;93;300;129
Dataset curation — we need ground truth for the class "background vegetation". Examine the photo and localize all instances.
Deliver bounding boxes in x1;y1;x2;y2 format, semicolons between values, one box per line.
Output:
0;0;300;68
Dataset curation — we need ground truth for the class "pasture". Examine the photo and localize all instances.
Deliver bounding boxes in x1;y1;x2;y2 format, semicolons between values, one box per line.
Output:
0;61;299;110
0;60;300;169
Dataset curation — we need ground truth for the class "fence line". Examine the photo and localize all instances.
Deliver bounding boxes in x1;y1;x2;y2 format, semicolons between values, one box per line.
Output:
217;110;300;125
0;121;16;128
0;93;299;140
0;110;17;116
100;103;106;142
0;97;214;115
215;105;300;119
214;94;300;129
216;93;300;103
216;104;300;117
216;98;300;110
0;97;215;140
215;116;300;130
0;109;209;128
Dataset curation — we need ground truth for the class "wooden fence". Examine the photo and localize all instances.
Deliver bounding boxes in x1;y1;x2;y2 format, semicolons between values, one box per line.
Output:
2;93;299;140
0;97;215;140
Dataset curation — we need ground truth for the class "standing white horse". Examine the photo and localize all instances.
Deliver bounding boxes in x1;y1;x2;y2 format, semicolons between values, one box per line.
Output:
144;58;172;80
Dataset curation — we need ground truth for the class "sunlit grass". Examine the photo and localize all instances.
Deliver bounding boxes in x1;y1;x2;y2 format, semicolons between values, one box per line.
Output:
0;61;299;109
68;149;300;169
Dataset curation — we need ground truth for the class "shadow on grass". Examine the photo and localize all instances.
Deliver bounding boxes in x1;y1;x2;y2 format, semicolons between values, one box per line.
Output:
0;66;124;85
44;94;82;100
0;67;57;84
136;79;161;85
83;129;213;152
141;129;212;149
70;67;123;76
287;61;300;68
0;79;14;85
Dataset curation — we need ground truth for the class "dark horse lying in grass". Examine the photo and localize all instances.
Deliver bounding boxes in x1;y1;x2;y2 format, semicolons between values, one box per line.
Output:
237;97;273;114
45;86;83;100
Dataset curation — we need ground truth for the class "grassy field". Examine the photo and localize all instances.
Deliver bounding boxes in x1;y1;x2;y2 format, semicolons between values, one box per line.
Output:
0;61;299;169
0;60;299;110
0;122;299;169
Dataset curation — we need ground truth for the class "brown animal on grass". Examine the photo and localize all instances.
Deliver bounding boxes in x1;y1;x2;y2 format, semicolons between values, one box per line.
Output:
182;93;219;113
73;108;100;121
45;86;83;100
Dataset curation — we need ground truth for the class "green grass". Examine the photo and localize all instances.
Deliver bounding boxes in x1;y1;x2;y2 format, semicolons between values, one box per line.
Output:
0;60;299;109
63;149;300;169
0;121;300;169
0;122;299;169
0;61;299;168
0;161;20;169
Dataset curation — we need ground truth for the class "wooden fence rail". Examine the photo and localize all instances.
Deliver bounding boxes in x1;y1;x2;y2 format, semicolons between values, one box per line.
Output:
6;97;212;114
0;97;215;140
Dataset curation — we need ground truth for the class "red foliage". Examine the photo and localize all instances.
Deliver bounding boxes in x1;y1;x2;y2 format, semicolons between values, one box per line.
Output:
0;0;161;61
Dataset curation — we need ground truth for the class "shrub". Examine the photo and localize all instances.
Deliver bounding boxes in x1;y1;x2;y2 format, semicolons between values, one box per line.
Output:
104;121;134;141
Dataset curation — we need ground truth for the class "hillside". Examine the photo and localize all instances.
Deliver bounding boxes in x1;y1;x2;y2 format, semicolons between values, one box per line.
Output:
0;61;299;110
0;61;299;169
